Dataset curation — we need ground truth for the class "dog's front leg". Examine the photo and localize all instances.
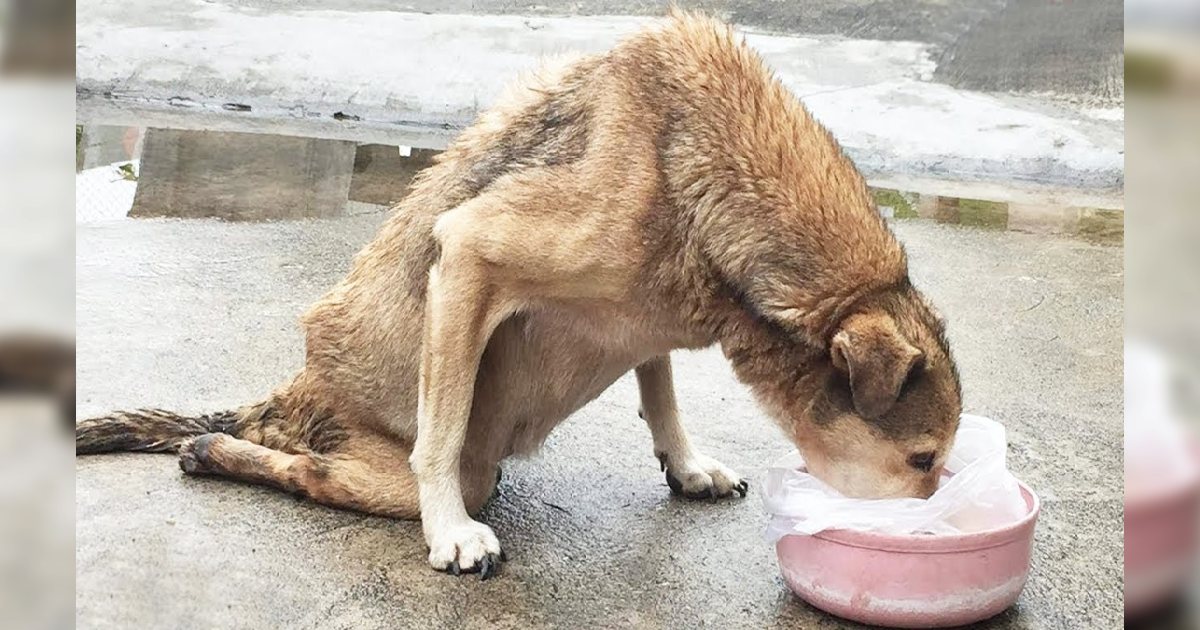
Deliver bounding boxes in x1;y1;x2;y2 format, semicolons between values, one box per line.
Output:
635;355;748;499
411;225;514;580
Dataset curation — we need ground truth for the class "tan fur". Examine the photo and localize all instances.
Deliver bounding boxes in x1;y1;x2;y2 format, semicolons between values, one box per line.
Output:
78;11;962;577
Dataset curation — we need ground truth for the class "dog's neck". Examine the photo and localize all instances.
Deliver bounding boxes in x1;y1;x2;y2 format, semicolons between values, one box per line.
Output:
712;285;918;429
644;108;911;355
679;177;907;339
714;298;827;422
688;196;910;344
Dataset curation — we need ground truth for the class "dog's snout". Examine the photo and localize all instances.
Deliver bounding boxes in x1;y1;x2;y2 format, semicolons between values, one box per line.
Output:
914;472;940;499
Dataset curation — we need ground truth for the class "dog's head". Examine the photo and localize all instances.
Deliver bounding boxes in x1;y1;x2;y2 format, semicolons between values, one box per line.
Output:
779;297;962;499
725;284;962;500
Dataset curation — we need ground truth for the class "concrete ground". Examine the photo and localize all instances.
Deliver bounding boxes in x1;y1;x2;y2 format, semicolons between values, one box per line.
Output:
76;213;1123;629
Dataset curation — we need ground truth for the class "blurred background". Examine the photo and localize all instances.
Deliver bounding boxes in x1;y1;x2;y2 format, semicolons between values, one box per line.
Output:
1127;0;1200;415
1125;0;1200;628
0;0;75;628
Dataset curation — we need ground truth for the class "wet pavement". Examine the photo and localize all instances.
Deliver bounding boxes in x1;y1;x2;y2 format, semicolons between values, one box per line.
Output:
75;212;1122;629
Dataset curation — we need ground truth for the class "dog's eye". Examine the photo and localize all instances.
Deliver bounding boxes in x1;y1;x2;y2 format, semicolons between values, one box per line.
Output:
908;452;936;473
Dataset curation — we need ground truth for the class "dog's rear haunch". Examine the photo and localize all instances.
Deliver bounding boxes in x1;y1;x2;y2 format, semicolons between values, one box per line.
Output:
77;10;961;580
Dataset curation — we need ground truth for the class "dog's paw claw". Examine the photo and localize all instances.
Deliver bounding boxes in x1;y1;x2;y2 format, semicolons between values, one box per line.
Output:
479;556;491;580
661;454;746;501
428;521;504;579
479;552;503;580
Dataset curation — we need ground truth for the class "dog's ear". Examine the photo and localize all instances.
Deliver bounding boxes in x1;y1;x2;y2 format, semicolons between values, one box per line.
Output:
830;313;923;419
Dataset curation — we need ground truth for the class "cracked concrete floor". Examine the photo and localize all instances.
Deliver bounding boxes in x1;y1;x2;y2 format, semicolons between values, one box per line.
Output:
75;214;1122;629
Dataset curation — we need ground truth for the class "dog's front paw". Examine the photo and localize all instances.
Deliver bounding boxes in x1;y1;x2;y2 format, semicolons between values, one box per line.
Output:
658;452;749;500
427;519;505;580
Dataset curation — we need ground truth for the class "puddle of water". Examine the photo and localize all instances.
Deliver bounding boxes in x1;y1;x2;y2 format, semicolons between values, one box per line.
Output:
871;187;1124;245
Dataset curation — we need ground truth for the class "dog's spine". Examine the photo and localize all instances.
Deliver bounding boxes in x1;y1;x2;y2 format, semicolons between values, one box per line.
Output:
76;405;257;454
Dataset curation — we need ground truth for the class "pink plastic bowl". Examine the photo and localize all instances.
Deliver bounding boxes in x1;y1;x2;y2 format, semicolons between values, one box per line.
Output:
1124;460;1200;618
775;481;1040;628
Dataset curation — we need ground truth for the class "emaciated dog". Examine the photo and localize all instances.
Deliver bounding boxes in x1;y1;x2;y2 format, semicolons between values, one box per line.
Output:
77;11;962;580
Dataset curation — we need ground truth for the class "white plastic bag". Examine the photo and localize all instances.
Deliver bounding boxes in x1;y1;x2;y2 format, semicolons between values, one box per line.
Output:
762;414;1026;540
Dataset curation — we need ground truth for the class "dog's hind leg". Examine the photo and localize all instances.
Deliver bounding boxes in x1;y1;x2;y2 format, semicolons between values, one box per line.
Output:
635;355;748;500
178;430;423;519
177;429;502;520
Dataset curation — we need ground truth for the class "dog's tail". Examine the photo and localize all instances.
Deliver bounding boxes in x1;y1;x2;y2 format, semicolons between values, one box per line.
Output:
75;400;273;454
